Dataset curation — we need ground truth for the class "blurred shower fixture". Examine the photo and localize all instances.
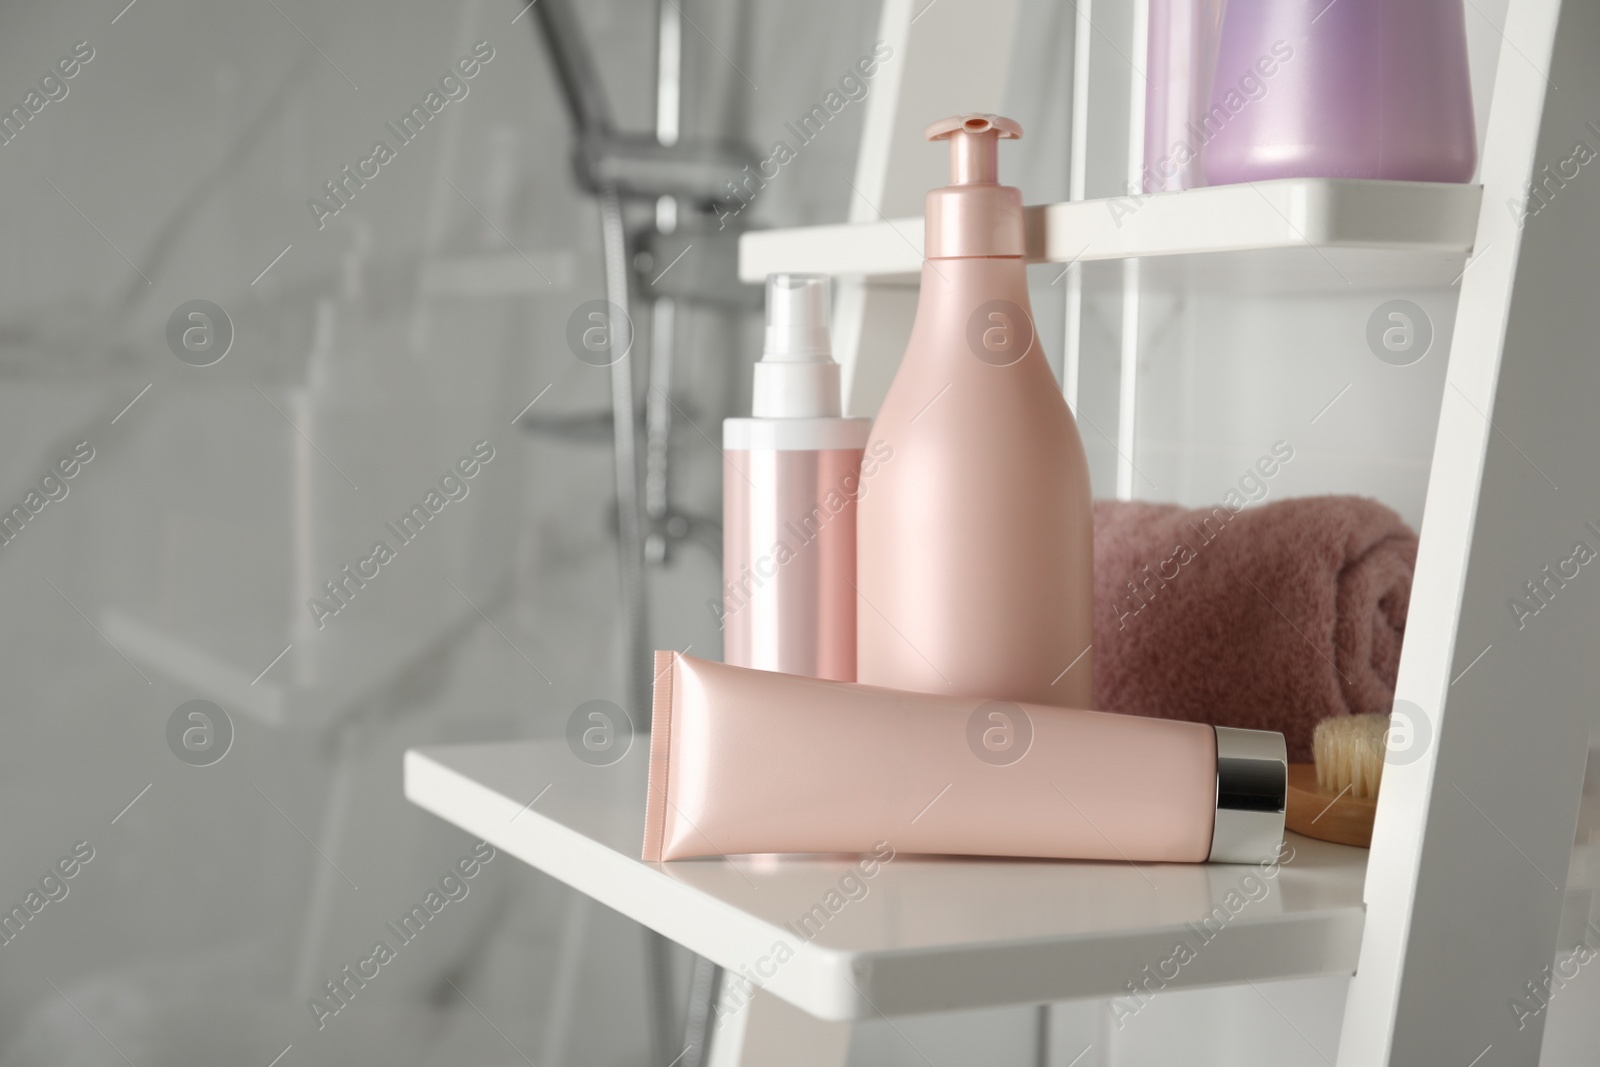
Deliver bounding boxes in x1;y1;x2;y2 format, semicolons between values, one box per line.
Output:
522;0;744;594
635;227;761;312
581;132;763;207
524;5;740;1064
526;0;758;207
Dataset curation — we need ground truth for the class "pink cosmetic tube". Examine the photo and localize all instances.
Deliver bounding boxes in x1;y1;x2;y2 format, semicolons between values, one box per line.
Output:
642;653;1287;865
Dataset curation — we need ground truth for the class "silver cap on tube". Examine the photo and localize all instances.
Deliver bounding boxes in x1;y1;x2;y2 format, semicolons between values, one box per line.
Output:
1209;726;1287;864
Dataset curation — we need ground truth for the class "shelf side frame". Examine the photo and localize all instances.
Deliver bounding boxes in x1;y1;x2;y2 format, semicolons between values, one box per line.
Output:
1338;0;1600;1062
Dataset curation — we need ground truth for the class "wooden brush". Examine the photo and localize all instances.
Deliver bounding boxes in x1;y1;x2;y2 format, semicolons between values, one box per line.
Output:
1284;713;1388;847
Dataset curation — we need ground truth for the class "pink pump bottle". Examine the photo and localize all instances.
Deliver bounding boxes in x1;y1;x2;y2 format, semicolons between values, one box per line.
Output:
722;274;872;681
856;115;1094;709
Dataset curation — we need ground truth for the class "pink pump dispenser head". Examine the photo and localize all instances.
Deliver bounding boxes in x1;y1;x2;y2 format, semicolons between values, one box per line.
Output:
923;114;1025;259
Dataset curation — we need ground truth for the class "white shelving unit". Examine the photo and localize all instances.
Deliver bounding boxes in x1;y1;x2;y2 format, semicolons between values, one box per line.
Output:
822;1;1600;1063
405;0;1600;1063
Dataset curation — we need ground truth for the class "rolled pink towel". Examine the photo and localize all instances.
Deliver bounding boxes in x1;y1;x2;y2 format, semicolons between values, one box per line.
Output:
1092;496;1417;761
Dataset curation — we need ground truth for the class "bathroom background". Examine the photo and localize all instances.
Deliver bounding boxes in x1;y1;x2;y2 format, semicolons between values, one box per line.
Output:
2;0;1582;1065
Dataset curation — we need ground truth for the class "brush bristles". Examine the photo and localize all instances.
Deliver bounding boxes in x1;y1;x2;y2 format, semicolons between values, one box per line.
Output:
1313;713;1390;800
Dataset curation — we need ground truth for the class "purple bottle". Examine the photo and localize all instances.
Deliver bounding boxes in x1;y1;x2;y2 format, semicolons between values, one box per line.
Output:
1144;0;1226;192
1201;0;1477;185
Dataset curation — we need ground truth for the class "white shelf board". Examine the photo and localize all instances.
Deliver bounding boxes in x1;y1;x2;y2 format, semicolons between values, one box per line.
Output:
405;739;1368;1021
739;178;1482;292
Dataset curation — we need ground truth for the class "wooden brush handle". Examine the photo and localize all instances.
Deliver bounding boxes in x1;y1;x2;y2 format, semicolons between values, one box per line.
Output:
1284;763;1376;848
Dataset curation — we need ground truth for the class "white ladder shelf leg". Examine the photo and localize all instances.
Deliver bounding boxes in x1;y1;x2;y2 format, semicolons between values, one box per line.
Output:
1339;0;1600;1062
706;976;853;1067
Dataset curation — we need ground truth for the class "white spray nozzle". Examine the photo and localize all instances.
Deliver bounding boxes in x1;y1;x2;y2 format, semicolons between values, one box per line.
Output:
763;273;832;361
753;274;841;418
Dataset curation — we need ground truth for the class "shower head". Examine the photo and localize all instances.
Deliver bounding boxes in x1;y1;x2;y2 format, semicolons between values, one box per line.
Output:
524;0;758;207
